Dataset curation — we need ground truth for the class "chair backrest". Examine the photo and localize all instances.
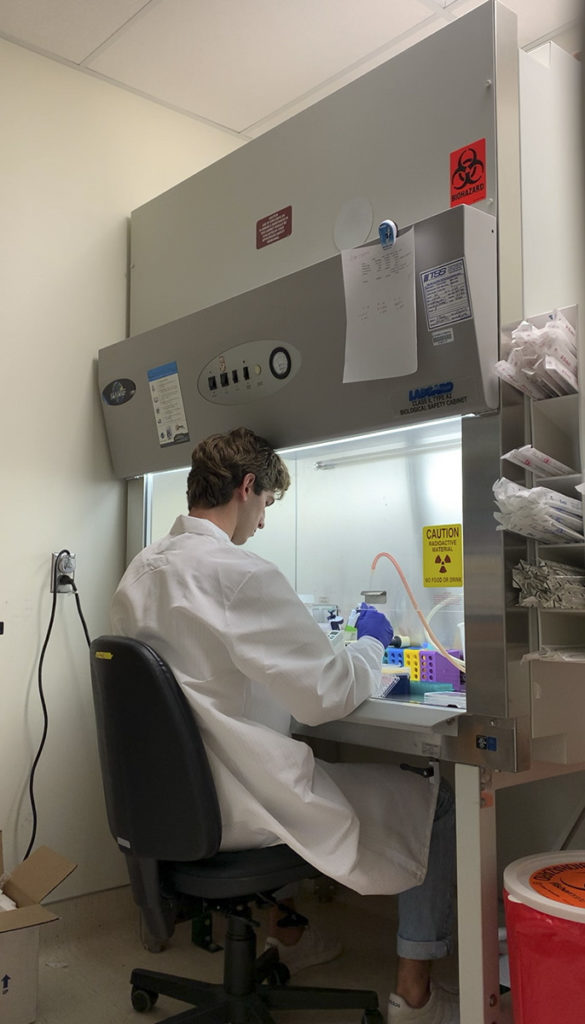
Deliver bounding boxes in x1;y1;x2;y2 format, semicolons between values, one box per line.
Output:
89;635;222;863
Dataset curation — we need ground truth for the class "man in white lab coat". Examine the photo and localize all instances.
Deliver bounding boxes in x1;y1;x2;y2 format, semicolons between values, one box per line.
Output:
112;427;458;1024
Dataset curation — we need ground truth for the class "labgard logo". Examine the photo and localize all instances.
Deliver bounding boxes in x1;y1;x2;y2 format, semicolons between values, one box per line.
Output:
408;381;454;402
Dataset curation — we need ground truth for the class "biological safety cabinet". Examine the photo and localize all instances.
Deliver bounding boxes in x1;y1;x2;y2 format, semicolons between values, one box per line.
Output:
100;0;535;772
98;3;584;1020
98;0;585;777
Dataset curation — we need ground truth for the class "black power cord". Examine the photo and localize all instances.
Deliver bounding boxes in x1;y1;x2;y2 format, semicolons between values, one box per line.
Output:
69;579;91;648
24;550;91;860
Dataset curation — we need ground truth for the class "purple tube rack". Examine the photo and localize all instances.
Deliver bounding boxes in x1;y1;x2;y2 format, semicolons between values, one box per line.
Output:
419;649;465;691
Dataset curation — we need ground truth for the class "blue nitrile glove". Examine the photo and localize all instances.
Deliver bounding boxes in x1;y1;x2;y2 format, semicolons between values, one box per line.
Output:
356;602;394;648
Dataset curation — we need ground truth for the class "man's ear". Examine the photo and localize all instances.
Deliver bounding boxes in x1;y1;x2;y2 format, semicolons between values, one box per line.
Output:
238;472;256;501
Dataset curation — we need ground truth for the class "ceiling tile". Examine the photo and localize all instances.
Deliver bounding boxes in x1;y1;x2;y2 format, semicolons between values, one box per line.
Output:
87;0;439;132
0;0;579;136
0;0;149;63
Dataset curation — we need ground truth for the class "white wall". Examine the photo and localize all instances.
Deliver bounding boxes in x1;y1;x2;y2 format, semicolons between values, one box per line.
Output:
0;39;241;896
519;43;584;318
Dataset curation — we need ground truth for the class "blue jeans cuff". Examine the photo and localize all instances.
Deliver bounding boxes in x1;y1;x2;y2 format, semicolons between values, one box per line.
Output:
396;935;453;960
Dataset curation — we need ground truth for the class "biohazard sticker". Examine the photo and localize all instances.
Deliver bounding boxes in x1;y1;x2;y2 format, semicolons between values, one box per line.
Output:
530;862;585;908
422;524;463;588
450;139;486;207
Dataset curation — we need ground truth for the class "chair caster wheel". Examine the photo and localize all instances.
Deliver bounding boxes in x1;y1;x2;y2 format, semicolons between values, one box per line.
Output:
362;1011;384;1023
131;986;159;1012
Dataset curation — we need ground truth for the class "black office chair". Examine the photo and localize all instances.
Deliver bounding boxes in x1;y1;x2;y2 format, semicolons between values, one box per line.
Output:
89;635;383;1023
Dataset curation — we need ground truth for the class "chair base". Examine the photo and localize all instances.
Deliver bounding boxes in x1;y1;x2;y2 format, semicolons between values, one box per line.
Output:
130;915;383;1023
131;968;383;1023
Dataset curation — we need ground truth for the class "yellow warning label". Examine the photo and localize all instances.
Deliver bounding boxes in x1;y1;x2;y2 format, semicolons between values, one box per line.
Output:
422;524;463;588
530;863;585;908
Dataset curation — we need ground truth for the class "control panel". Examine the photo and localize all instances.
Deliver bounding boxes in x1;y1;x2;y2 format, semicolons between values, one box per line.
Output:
197;339;301;405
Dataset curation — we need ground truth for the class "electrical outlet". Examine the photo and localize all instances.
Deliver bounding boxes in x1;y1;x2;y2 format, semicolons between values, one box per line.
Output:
50;551;76;593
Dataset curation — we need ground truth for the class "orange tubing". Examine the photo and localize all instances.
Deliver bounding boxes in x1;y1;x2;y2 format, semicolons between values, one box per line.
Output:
371;552;465;672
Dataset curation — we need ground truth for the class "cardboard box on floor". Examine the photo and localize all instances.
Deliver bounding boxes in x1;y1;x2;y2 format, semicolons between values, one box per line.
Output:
0;832;76;1024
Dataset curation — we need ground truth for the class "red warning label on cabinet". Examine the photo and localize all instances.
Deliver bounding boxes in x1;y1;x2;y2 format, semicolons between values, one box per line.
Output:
256;206;292;249
450;139;486;207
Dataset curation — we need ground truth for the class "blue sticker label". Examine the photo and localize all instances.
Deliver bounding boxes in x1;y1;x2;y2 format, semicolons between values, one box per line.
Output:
147;361;190;448
476;735;498;752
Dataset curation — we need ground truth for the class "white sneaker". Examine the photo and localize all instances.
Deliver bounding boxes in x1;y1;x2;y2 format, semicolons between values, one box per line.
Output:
264;926;343;975
387;982;459;1024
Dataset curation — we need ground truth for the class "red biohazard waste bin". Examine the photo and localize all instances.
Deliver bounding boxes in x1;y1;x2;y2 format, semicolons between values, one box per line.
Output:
503;851;585;1024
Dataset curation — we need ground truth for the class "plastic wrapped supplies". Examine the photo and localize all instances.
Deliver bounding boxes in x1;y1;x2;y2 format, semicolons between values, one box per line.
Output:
493;477;584;543
495;309;578;398
513;559;585;610
501;445;577;478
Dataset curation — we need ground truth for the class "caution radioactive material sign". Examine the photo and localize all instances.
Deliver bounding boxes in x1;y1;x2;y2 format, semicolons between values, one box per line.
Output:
422;523;463;588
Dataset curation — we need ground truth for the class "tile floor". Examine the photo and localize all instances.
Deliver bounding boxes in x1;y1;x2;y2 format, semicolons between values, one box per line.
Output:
35;882;461;1023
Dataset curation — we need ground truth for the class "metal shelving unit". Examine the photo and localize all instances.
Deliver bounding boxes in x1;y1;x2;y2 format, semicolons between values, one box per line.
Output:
497;313;585;763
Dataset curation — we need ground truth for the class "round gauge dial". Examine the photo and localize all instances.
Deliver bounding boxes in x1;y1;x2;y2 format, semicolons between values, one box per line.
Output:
269;346;292;380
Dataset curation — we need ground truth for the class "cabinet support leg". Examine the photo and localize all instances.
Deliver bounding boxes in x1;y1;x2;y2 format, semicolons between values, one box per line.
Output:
455;763;503;1023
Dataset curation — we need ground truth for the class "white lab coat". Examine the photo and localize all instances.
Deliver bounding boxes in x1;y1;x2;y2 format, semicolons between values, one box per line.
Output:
111;515;438;896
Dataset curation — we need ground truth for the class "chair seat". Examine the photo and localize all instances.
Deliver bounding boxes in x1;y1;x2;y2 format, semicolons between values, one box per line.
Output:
168;844;320;900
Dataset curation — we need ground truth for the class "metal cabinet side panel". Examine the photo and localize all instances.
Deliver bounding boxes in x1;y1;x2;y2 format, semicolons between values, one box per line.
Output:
463;413;509;720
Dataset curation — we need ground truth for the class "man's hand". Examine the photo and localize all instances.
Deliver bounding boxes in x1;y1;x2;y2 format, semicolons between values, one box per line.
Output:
356;602;393;648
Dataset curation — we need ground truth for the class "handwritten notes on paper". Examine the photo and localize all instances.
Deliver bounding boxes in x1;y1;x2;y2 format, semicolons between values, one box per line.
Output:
342;228;417;383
